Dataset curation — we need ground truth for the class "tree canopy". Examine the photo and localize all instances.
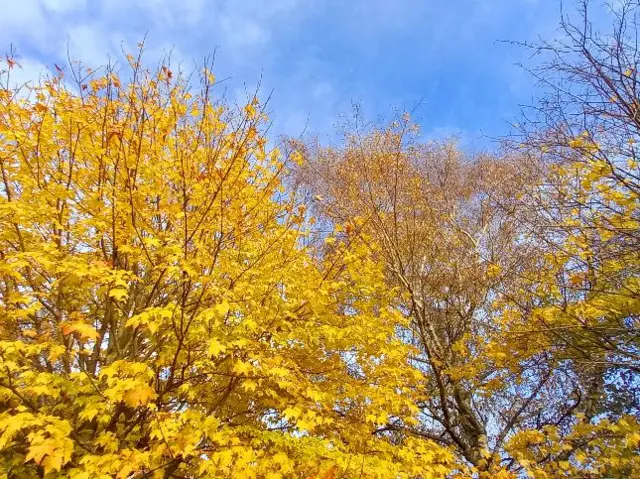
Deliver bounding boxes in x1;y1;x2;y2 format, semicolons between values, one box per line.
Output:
0;1;639;478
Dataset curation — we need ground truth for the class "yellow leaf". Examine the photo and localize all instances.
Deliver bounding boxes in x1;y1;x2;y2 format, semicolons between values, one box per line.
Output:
626;432;640;448
233;360;252;376
109;288;128;302
322;466;338;479
117;464;135;479
23;329;38;338
242;380;257;392
215;300;230;317
61;322;99;341
42;454;64;475
245;103;257;118
208;338;227;357
25;442;55;465
123;385;157;407
48;345;67;362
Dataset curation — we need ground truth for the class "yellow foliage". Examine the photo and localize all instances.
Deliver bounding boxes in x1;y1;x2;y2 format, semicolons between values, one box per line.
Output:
0;53;453;477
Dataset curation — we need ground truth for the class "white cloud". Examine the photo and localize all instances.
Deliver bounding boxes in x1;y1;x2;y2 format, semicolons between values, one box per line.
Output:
219;16;269;49
0;0;555;141
66;24;116;65
311;81;333;100
100;0;206;30
0;0;308;69
41;0;86;14
0;0;47;47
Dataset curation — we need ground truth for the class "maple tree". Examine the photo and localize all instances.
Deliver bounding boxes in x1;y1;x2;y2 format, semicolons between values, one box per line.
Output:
0;53;454;477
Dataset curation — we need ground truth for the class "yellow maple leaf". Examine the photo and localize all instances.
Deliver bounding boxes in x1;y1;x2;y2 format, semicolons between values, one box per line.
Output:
25;442;56;465
123;385;157;408
109;288;128;302
242;380;258;392
61;322;99;341
42;454;64;475
208;338;227;357
215;300;230;317
233;360;252;376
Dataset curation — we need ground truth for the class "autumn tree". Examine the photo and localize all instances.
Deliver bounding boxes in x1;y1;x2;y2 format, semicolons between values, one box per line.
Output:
291;114;577;475
0;52;454;478
511;0;640;380
496;1;640;476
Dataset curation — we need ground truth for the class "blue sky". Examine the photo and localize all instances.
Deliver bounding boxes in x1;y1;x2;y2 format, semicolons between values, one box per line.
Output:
1;0;566;149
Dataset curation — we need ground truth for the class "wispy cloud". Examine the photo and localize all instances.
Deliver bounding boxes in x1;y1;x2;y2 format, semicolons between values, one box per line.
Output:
1;0;566;146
